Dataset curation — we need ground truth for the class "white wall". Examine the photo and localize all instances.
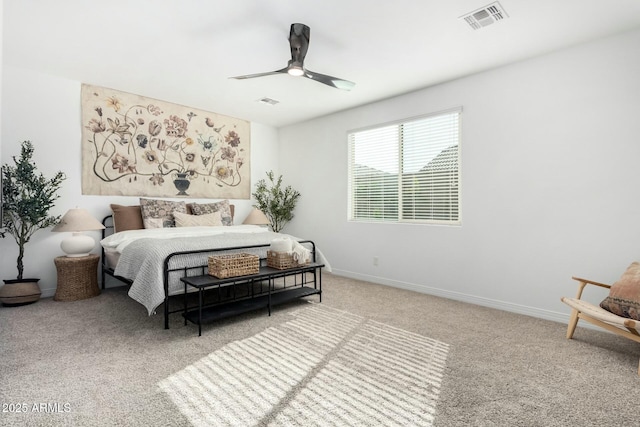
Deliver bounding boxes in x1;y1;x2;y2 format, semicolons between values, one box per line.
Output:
0;1;3;163
0;66;279;297
279;28;640;323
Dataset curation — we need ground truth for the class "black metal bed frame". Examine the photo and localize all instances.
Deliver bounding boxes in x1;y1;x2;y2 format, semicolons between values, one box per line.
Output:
101;215;132;288
100;215;319;329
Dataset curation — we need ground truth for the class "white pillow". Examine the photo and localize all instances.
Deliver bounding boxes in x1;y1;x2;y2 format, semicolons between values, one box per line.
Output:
143;217;165;229
173;211;223;227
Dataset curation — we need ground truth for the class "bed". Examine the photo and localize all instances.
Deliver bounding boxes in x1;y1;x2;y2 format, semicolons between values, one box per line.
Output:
100;199;330;329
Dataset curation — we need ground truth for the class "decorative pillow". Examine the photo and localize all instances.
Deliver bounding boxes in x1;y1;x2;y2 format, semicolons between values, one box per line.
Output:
139;198;187;228
600;262;640;320
190;200;233;226
143;218;165;229
173;211;223;227
110;204;144;233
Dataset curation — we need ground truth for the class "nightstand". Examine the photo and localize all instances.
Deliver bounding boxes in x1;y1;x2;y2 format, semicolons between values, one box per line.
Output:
53;254;100;301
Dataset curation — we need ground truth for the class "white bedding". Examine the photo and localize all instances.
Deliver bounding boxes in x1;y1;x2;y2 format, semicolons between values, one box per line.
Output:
100;225;330;315
101;224;269;253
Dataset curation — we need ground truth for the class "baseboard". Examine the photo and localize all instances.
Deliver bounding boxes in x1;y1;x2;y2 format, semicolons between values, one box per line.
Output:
40;287;56;299
331;269;571;325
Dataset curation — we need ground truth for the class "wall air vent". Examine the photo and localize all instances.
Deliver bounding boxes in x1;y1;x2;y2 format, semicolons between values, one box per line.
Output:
460;2;509;30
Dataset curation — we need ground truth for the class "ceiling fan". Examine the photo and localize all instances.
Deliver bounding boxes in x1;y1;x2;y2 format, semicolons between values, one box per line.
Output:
230;23;355;91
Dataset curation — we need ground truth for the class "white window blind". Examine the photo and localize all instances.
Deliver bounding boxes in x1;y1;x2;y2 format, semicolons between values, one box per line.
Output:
348;109;461;224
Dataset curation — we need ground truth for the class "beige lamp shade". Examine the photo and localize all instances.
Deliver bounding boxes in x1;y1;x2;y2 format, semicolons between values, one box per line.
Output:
52;208;105;257
52;208;105;232
242;208;270;226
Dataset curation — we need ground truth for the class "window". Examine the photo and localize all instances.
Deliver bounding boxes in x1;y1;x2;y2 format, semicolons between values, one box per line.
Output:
348;108;461;224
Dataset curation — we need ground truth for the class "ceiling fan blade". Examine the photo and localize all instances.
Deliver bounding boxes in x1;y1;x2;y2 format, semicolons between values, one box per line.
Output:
230;67;288;80
303;69;355;91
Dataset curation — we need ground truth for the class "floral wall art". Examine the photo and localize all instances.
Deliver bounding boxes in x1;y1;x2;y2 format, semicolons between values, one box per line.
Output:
81;84;251;198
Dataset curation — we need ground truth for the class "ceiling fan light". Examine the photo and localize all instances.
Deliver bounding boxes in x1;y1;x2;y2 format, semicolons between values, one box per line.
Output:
287;66;304;77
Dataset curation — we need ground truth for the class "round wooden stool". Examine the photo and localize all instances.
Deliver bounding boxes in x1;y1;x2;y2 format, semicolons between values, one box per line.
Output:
54;254;100;301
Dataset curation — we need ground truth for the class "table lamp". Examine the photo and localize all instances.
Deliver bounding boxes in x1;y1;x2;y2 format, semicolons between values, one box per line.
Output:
52;208;106;257
242;208;270;228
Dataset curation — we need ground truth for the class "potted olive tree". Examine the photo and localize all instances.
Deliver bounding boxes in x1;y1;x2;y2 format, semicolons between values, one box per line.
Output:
0;141;65;305
252;171;300;232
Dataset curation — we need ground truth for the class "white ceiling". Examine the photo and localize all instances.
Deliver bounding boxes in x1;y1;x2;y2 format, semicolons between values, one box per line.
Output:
4;1;640;128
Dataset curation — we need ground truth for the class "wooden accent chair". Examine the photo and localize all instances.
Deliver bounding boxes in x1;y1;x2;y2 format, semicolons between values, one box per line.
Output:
561;276;640;375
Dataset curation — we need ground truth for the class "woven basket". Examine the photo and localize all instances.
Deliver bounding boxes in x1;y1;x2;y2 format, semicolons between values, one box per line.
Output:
208;253;259;278
267;250;309;270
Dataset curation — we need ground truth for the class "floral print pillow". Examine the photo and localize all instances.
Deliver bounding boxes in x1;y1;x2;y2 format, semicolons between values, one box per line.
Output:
190;200;233;226
139;198;187;228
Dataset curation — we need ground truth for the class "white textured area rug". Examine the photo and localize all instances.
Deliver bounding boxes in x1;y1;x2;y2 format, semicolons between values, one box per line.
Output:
159;305;449;426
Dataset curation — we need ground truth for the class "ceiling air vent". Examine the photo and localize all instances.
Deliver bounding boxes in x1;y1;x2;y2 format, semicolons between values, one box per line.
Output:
461;2;509;30
256;97;279;106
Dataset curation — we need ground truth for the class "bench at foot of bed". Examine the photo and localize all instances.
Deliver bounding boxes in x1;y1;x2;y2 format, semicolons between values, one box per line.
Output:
180;263;324;336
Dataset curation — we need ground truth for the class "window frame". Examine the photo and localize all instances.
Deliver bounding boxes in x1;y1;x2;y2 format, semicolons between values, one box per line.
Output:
347;107;462;226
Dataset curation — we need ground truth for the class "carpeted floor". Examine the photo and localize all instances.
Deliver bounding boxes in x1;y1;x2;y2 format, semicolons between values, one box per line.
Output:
1;273;640;426
159;305;448;426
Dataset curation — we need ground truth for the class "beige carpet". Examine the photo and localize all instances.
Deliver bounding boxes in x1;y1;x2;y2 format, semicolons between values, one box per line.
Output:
159;305;448;426
1;273;640;426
